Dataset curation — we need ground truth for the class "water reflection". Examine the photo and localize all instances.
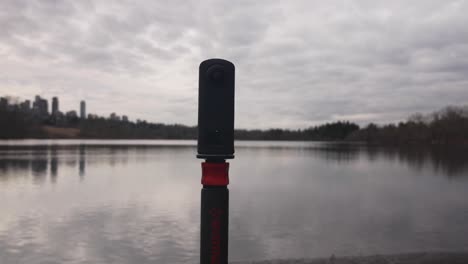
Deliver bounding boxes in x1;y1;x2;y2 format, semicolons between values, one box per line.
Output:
79;145;85;179
50;147;58;183
0;145;90;184
1;141;468;263
0;143;467;184
0;144;199;184
237;142;468;177
31;157;47;185
320;144;468;178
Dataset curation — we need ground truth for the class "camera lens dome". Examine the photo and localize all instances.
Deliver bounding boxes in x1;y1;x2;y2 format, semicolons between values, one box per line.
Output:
207;65;224;82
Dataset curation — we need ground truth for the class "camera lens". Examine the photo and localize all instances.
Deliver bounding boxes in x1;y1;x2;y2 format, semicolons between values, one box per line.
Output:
207;65;224;82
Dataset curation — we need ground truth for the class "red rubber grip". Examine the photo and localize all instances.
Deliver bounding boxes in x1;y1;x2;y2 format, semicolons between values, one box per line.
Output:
201;162;229;186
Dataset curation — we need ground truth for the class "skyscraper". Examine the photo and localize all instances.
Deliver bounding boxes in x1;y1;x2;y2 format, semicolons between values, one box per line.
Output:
80;100;86;119
52;97;59;116
33;95;48;117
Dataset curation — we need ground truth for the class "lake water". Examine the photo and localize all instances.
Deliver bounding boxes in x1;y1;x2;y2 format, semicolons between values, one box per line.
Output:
1;140;468;263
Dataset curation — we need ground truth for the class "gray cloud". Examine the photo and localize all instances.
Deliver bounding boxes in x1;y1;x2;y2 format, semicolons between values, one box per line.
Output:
1;0;468;128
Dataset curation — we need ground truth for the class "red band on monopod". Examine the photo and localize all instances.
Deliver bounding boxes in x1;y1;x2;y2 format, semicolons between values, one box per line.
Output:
201;162;229;186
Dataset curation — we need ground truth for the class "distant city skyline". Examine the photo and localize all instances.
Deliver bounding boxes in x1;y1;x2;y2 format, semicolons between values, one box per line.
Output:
0;95;131;122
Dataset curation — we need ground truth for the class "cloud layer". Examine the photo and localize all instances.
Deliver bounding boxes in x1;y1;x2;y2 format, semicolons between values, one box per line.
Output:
1;0;468;128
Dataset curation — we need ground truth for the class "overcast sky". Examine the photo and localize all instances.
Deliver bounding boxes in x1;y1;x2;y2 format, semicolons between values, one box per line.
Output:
1;0;468;129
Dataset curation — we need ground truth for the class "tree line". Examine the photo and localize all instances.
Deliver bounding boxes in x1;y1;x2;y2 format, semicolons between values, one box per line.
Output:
72;117;360;141
347;106;468;145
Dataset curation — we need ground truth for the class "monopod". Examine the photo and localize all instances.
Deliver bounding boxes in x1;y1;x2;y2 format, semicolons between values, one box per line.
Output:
197;59;235;264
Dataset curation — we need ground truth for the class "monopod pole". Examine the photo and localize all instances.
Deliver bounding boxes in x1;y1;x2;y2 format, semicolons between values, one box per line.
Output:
200;160;229;264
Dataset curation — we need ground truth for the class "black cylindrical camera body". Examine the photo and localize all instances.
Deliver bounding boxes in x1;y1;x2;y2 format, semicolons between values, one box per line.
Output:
197;59;235;159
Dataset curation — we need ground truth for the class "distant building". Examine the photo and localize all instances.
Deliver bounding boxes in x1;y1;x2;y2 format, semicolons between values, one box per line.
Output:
52;97;59;116
80;100;86;119
110;112;119;121
20;100;31;112
66;110;78;118
122;115;128;122
33;95;48;117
